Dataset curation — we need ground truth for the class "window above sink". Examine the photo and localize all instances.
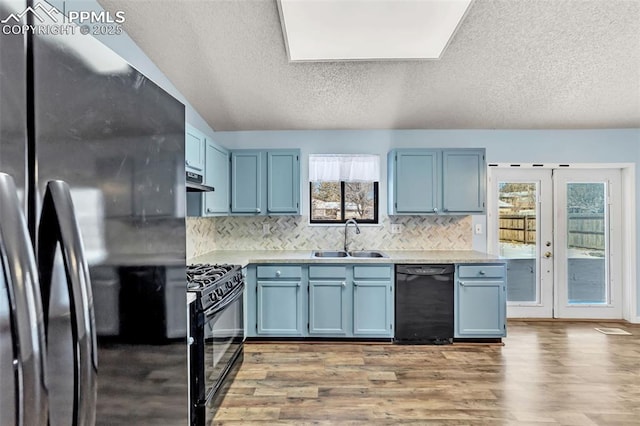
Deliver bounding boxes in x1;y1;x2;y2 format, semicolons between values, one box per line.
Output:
309;155;380;224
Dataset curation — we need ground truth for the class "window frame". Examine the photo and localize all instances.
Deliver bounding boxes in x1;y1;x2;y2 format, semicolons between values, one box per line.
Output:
309;181;379;224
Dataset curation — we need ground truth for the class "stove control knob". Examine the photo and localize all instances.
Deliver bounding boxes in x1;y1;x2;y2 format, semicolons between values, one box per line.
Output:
226;282;233;289
216;288;224;297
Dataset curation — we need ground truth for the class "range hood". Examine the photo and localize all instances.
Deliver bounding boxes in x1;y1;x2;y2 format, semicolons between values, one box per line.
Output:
186;171;215;192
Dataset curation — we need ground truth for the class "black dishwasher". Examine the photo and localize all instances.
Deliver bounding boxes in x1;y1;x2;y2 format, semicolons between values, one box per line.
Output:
395;264;455;344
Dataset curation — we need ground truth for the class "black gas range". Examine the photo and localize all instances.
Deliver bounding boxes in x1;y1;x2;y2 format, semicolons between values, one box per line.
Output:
187;264;244;426
187;264;243;310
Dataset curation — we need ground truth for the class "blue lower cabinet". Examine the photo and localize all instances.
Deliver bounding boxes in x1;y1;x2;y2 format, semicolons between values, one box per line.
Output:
248;263;394;339
353;280;393;336
309;280;348;335
253;265;304;336
256;280;304;336
455;264;507;338
308;265;348;336
352;265;393;337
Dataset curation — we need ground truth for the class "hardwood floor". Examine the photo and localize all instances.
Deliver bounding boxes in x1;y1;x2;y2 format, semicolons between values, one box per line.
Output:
214;321;640;425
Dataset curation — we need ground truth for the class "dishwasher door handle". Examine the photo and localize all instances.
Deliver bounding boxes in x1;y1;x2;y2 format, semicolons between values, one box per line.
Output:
398;269;449;276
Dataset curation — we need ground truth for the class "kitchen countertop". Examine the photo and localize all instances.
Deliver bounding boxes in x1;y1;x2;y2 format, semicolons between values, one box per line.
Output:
188;250;504;267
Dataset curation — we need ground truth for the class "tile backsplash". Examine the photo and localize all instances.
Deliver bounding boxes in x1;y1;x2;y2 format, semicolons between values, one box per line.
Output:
187;215;471;259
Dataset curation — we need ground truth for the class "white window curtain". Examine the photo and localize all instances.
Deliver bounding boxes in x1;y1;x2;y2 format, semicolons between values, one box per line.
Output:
309;154;380;182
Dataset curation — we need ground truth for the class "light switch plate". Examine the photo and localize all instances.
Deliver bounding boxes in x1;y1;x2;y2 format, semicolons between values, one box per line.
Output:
474;224;482;235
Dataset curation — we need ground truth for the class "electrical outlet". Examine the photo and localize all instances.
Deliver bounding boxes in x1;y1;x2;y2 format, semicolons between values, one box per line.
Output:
262;223;270;236
391;224;403;234
475;224;482;235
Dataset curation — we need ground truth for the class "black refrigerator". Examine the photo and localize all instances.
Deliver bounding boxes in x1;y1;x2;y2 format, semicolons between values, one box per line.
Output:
0;0;188;424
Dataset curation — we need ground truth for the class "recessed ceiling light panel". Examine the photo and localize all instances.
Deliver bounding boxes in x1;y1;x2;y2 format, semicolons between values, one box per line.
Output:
278;0;473;61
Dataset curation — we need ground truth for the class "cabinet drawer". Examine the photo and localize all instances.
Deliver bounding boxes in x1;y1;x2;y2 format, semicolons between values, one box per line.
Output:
309;266;347;279
458;265;505;279
257;265;302;279
353;266;392;279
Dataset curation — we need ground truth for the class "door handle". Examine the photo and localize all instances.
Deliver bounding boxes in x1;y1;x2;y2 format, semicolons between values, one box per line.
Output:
0;173;48;426
38;180;97;425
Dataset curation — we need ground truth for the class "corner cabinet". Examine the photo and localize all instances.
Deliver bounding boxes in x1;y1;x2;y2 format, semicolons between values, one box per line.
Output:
185;125;205;174
231;149;300;215
388;148;486;215
202;140;229;216
246;263;393;339
455;264;507;338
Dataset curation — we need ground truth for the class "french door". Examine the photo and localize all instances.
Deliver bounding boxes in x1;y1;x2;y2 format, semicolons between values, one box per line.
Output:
489;167;622;319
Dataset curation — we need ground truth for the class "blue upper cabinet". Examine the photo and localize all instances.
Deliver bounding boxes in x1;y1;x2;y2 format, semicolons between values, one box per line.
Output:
185;125;205;174
231;151;262;213
203;141;229;216
230;149;300;216
442;149;485;213
267;150;300;214
392;150;439;214
388;148;486;215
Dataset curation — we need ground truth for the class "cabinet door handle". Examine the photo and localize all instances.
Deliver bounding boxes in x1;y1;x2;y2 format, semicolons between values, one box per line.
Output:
275;270;281;277
206;208;213;213
256;208;261;213
459;282;467;287
433;207;438;213
341;281;346;287
186;160;190;166
478;270;486;275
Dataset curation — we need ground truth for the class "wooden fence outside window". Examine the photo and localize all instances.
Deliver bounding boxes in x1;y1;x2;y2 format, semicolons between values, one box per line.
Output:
499;214;605;250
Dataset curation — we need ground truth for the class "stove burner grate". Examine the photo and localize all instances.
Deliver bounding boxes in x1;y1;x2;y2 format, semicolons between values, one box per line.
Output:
186;264;238;291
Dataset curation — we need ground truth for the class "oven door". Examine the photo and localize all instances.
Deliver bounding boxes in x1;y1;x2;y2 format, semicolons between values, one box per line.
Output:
190;283;244;426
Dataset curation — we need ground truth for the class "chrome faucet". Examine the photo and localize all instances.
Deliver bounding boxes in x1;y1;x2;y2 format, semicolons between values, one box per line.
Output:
344;218;361;252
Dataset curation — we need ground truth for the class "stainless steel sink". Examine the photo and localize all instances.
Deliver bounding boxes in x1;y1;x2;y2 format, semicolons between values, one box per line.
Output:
348;250;388;258
311;250;388;258
312;250;349;258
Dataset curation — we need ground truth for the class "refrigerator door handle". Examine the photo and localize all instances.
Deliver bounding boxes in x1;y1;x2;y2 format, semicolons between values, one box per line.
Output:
37;180;97;426
0;173;48;426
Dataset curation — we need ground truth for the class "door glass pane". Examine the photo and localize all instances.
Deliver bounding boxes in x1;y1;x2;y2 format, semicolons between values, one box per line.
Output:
498;182;537;303
566;183;607;304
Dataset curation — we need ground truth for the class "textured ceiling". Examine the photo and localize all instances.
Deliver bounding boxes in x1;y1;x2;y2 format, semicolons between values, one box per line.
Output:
98;0;640;131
